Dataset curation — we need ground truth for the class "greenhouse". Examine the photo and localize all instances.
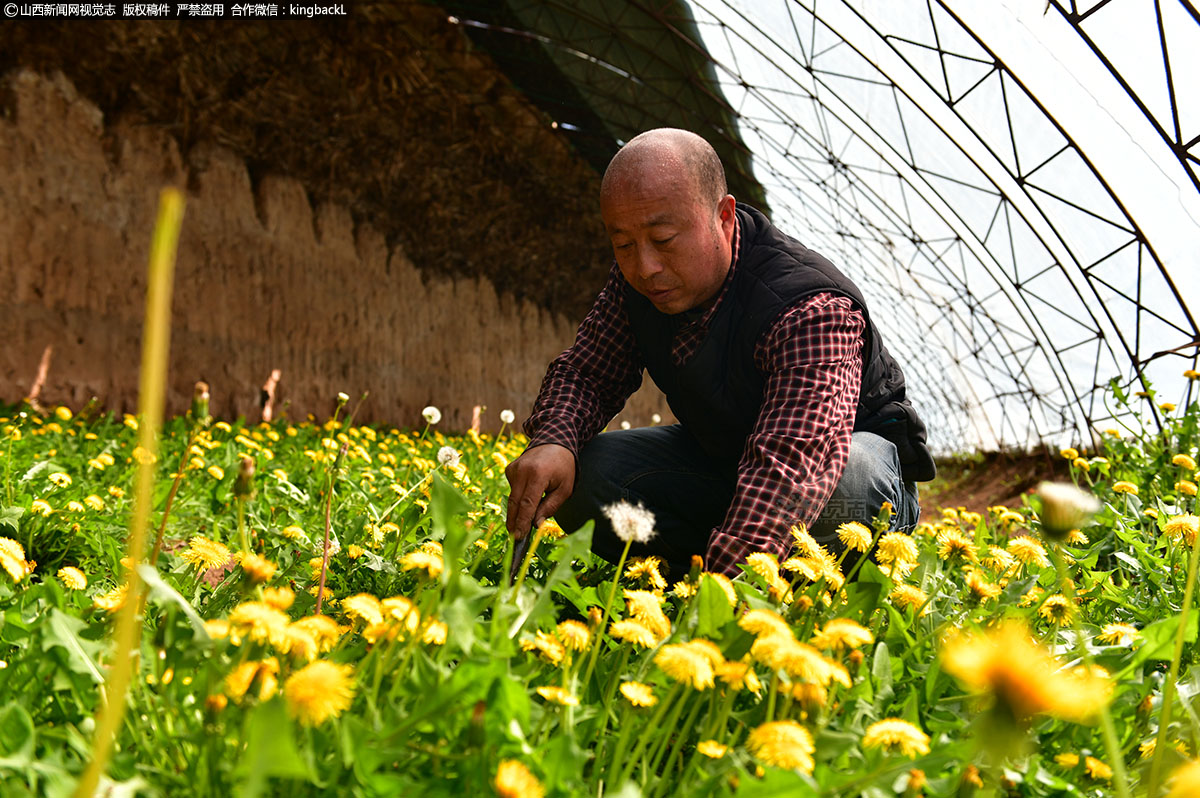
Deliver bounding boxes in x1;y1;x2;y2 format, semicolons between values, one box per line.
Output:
0;2;1198;796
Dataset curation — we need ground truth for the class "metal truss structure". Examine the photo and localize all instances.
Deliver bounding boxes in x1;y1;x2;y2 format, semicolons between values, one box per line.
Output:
440;0;1200;453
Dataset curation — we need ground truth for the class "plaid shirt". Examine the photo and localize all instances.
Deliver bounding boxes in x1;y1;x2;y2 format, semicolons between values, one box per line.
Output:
524;218;865;576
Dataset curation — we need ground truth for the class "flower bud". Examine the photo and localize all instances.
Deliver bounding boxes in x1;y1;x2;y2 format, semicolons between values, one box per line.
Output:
234;455;256;499
191;381;211;426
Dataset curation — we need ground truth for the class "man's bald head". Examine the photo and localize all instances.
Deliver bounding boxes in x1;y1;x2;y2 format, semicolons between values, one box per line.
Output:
601;128;728;208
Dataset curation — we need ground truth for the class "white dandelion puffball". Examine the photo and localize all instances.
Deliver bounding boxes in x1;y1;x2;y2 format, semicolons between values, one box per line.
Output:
500;409;515;424
603;500;657;544
336;392;349;404
651;414;662;425
437;446;461;467
620;420;632;430
422;406;442;424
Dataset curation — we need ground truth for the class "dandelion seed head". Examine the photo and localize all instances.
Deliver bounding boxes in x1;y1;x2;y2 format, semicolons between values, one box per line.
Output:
603;500;657;544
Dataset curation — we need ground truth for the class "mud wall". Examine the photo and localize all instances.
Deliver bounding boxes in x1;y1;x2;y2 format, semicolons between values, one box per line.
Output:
0;69;668;430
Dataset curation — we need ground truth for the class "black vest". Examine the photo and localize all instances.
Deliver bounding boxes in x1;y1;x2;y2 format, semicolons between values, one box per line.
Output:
624;204;936;483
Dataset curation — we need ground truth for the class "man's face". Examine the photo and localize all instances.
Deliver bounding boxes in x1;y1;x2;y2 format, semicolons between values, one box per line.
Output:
601;169;736;315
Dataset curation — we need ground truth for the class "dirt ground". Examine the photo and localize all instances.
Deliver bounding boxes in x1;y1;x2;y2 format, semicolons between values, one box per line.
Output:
920;449;1069;514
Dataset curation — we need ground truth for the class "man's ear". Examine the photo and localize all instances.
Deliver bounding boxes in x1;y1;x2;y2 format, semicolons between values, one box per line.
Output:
718;194;736;240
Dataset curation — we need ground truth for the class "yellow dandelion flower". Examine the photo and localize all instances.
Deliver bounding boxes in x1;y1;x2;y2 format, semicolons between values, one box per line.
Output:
791;681;828;710
746;552;783;584
624;589;671;641
624;556;668;590
30;499;53;517
1098;623;1139;646
1112;481;1139;495
746;720;814;773
556;620;590;652
281;525;304;540
1173;454;1198;471
877;532;919;564
0;538;25;563
781;556;823;582
790;523;823;557
739;608;793;640
1161;402;1177;412
671;580;697;599
1007;537;1050;568
229;601;290;647
290;615;342;652
57;566;87;589
965;570;1001;601
82;494;105;511
750;636;843;686
890;584;927;614
181;536;233;571
715;659;763;694
1061;448;1079;460
655;643;715;690
1163;515;1200;546
132;446;156;465
696;740;727;758
836;521;873;552
48;472;72;488
54;406;72;421
982;546;1016;574
347;544;364;559
1084;756;1112;780
280;625;320;661
1177;480;1198;497
66;500;84;513
521;631;565;666
422;619;447;646
619;681;658;707
1065;528;1089;546
940;621;1110;722
262;586;294;611
400;550;443;580
495;760;544;798
240;553;276;584
342;594;384;627
93;583;128;612
285;660;354;725
536;517;564;540
1;550;26;583
862;718;930;758
535;685;578;706
1186;370;1200;380
810;618;874;651
1166;759;1200;798
937;530;976;562
225;658;280;702
609;619;658;648
1039;594;1075;624
108;485;124;499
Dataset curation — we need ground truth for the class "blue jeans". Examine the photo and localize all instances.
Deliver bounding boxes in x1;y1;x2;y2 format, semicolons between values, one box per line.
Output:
555;426;920;579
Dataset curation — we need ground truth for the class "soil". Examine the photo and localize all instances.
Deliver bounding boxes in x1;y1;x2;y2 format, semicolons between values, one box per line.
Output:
921;449;1070;514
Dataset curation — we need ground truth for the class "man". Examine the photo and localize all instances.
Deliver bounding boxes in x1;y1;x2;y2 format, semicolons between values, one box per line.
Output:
505;128;935;579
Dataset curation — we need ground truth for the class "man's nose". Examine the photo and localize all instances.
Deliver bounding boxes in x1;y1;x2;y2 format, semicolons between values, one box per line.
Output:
633;247;664;280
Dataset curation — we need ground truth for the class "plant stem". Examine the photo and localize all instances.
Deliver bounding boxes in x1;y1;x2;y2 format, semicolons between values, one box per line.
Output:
74;187;183;798
582;538;635;689
1050;544;1132;798
1148;526;1200;796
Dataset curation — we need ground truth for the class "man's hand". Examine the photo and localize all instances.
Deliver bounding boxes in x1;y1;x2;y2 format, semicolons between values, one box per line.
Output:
505;443;576;539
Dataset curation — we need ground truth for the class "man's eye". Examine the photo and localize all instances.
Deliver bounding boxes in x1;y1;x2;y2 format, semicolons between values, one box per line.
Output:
615;242;633;250
653;237;675;246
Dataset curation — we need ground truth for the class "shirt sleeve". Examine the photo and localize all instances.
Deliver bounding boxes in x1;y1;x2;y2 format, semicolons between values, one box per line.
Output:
705;292;865;576
522;264;645;455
